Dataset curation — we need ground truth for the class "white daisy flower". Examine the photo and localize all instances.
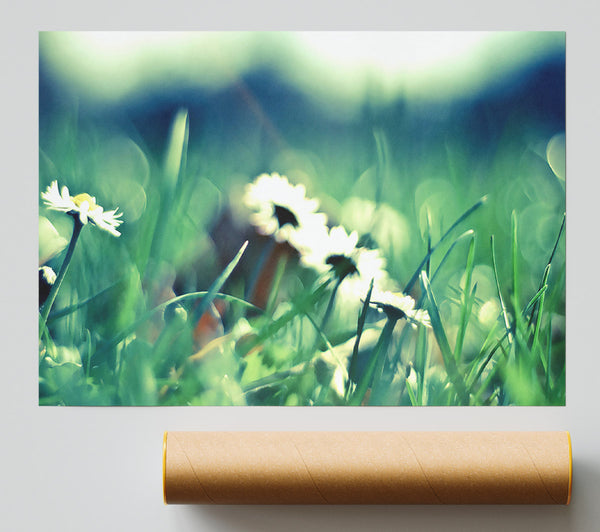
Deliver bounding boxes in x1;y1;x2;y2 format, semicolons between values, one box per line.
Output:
38;266;57;306
42;181;123;237
39;265;57;285
369;288;431;328
299;225;389;298
243;173;327;246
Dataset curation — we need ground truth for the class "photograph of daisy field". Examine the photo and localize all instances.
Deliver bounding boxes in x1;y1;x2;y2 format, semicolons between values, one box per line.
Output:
39;32;565;406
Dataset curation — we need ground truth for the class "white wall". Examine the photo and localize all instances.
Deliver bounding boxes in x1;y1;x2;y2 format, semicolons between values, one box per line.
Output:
2;2;599;530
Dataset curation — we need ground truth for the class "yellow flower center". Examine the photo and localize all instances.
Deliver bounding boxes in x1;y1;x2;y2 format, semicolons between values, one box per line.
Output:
72;193;97;210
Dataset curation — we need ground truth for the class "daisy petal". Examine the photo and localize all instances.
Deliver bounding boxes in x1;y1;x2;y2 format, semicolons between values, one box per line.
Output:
244;173;327;247
41;181;123;237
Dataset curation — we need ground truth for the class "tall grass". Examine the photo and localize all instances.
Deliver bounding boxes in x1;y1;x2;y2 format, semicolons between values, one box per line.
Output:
39;107;565;406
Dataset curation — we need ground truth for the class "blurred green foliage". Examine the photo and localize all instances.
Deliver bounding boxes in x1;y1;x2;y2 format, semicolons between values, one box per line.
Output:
38;38;565;406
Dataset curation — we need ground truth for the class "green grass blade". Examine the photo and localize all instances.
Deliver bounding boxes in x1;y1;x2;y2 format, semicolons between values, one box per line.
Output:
468;330;508;393
490;235;513;343
511;210;520;317
303;311;348;384
454;235;476;362
430;229;474;283
95;287;257;361
465;319;501;386
84;329;93;379
531;265;551;348
458;282;477;358
192;241;248;323
242;363;308;393
420;271;453;365
545;321;553;396
509;213;534;375
529;213;565;327
420;271;470;404
415;324;429;405
48;278;124;323
467;284;547;392
405;376;418;406
265;254;288;316
239;282;330;357
346;279;374;398
39;313;51;360
472;347;509;404
426;208;432;278
547;213;566;266
164;108;189;190
482;387;500;406
405;195;487;293
523;283;549;317
348;317;396;406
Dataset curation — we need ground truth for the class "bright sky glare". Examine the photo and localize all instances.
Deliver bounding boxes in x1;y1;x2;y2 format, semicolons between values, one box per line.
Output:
40;32;564;106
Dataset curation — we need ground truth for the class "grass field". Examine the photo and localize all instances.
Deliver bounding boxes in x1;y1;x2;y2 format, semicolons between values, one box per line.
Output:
38;33;565;406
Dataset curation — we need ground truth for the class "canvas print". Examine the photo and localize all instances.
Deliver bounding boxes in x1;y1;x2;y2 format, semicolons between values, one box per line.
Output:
38;32;565;406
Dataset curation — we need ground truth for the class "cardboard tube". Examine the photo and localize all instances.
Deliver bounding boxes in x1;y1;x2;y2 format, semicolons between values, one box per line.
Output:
163;431;572;505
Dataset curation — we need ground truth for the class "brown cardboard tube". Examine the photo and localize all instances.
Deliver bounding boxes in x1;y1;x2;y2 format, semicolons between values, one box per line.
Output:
163;431;572;505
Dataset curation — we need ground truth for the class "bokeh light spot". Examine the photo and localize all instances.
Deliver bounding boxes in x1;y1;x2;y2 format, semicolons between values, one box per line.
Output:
546;132;566;181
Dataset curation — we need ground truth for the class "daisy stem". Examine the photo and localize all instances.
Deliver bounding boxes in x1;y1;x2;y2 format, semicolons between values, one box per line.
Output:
349;317;398;406
320;276;343;334
308;276;342;358
39;219;83;340
265;254;289;316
